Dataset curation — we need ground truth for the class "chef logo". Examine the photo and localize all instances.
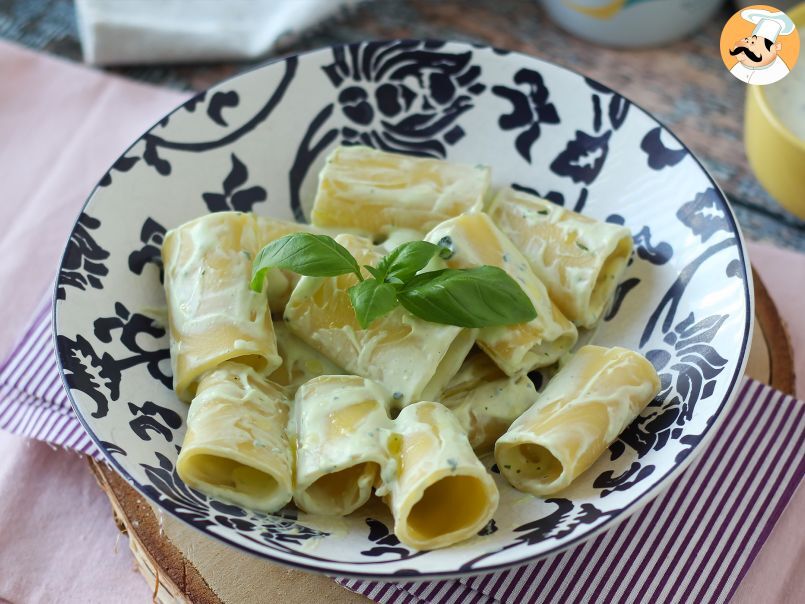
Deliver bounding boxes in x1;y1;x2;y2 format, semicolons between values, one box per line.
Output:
720;5;800;86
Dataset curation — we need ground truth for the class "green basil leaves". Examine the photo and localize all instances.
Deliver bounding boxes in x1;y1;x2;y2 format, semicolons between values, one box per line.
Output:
250;233;361;292
251;233;536;329
397;266;537;328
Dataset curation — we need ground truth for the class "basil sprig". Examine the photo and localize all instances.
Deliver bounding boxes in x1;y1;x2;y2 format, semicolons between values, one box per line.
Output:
250;233;362;292
251;234;536;329
397;266;537;328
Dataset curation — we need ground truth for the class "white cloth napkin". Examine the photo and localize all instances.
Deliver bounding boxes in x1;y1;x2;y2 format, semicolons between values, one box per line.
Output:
75;0;362;65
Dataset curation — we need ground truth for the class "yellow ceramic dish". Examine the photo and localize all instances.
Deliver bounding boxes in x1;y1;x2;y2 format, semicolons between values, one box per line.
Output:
744;2;805;219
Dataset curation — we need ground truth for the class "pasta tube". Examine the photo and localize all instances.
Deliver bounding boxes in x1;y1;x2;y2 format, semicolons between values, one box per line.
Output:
162;212;281;401
382;402;499;550
284;233;476;406
441;352;538;453
176;362;293;513
310;145;490;237
489;187;633;328
424;213;577;376
292;375;392;516
267;323;344;394
495;345;660;496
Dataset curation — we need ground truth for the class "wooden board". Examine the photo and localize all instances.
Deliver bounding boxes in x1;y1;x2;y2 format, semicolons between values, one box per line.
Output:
87;269;794;604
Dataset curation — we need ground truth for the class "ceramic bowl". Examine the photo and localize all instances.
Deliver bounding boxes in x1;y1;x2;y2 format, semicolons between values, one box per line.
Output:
54;40;753;579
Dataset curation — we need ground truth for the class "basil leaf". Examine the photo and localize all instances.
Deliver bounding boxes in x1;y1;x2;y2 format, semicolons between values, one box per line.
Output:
364;265;385;281
376;241;444;284
348;279;399;329
397;266;537;328
251;233;360;292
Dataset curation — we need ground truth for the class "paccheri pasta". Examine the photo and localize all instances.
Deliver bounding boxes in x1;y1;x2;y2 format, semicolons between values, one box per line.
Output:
382;402;499;550
163;146;658;551
489;187;633;328
311;145;490;236
495;346;660;495
292;375;393;516
176;362;294;512
162;212;283;402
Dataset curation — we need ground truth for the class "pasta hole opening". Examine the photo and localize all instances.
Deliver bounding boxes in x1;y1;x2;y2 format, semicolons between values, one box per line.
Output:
406;476;488;540
503;443;563;485
189;454;278;499
589;236;632;319
235;354;268;373
305;462;378;510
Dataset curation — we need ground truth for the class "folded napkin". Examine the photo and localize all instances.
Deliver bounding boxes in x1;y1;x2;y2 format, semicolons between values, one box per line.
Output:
0;295;803;604
75;0;363;65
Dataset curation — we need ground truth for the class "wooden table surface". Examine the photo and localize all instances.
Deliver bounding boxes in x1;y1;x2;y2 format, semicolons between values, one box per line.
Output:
1;0;804;251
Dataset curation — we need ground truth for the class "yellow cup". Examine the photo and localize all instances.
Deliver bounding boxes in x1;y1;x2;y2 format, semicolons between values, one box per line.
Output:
744;2;805;219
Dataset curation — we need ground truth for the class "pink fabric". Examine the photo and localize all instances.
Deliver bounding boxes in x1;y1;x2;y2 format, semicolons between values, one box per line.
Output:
0;40;189;356
0;39;801;603
0;433;152;603
0;40;187;603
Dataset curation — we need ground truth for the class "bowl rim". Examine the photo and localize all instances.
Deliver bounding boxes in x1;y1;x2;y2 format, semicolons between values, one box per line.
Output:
52;38;755;580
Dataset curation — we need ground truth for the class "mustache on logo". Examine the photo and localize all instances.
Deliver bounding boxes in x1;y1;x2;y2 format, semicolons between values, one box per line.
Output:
730;46;763;62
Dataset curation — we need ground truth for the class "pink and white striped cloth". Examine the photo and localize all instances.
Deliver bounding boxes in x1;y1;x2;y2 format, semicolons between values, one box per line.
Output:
1;295;803;604
0;296;100;458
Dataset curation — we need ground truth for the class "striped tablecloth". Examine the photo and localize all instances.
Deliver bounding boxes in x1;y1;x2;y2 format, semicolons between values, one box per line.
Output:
1;296;803;604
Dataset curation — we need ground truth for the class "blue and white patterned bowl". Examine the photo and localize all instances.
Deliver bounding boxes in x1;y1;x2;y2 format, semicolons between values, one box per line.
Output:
54;41;753;579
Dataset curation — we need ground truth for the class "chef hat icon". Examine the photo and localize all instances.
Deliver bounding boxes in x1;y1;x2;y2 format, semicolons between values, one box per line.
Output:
741;8;796;43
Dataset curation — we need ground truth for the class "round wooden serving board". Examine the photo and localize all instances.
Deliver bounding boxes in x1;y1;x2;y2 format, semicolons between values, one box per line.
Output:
88;269;794;604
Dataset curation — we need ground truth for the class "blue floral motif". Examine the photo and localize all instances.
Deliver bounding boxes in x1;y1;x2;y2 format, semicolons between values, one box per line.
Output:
58;299;173;420
593;461;656;497
608;214;674;266
57;212;110;300
128;218;166;283
94;302;172;391
603;277;641;322
550;130;611;185
207;90;240;127
324;40;485;157
641;126;687;170
56;333;121;419
608;312;728;464
128;401;182;442
677;188;731;243
202;153;267;212
360;518;414;559
98;155;140;187
492;68;559;162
